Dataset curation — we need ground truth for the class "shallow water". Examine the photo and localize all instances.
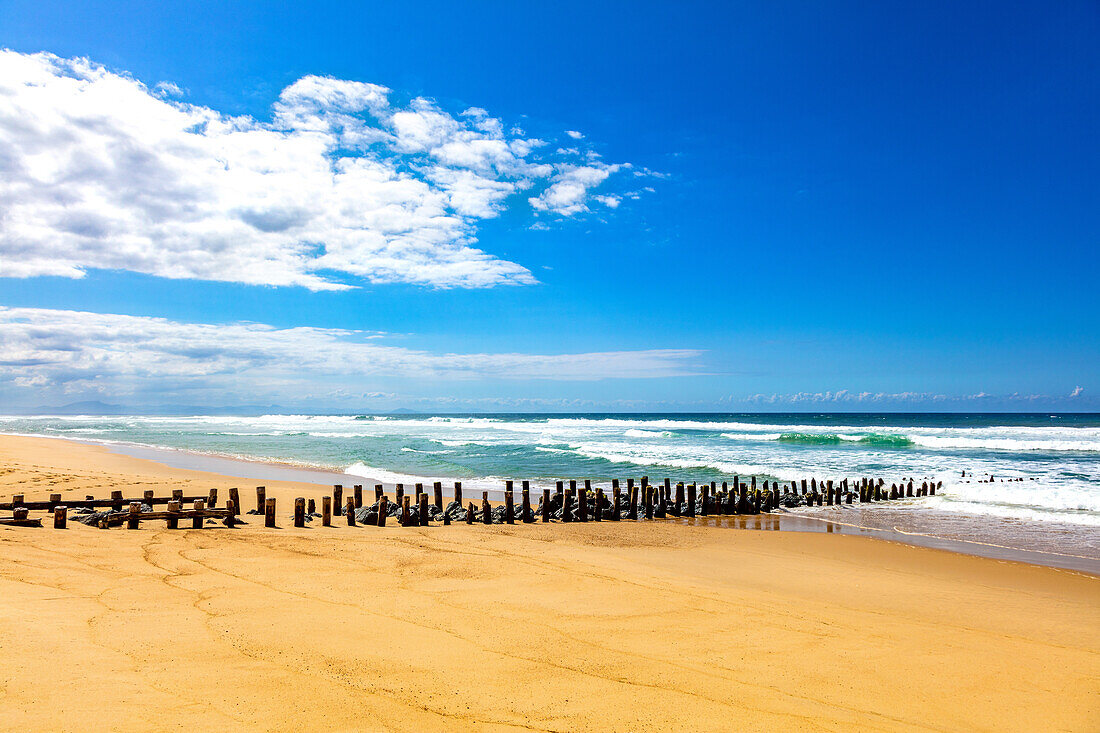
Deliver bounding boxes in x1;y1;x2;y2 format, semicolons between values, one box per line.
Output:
3;412;1098;559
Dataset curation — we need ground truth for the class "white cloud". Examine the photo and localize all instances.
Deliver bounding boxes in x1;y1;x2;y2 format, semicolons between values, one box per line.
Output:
0;51;639;290
529;163;621;215
0;307;705;402
565;130;584;139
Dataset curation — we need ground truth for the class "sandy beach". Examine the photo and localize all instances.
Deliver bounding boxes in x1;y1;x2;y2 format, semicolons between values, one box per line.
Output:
1;434;1097;732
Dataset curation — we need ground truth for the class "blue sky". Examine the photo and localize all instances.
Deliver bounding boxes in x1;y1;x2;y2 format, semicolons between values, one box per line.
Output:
0;0;1097;411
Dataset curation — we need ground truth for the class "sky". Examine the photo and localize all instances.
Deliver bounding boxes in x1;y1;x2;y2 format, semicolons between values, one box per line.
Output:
0;0;1098;412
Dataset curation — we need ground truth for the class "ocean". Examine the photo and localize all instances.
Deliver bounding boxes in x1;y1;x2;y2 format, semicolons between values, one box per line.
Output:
4;412;1098;558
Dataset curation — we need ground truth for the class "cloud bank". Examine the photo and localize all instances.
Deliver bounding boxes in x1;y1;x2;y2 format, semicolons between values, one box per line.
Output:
0;51;637;290
0;307;704;403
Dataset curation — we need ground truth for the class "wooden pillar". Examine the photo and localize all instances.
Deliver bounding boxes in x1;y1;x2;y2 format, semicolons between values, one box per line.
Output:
542;488;551;522
54;506;67;529
333;485;343;515
454;481;463;507
628;485;638;520
419;492;429;527
482;492;492;525
592;489;603;522
415;484;424;504
206;488;217;508
167;500;181;529
400;495;410;526
172;489;184;502
521;485;532;523
577;487;588;522
264;498;276;528
348;497;357;526
256;486;266;514
192;500;205;529
375;485;384;501
377;496;388;527
294;498;305;528
322;496;332;526
143;490;154;506
466;502;475;524
110;490;123;512
562;489;573;523
673;482;684;517
700;484;709;516
353;485;363;509
127;502;141;530
225;498;238;526
686;483;696;517
433;482;443;510
395;485;404;515
612;486;621;520
504;488;515;524
229;488;241;516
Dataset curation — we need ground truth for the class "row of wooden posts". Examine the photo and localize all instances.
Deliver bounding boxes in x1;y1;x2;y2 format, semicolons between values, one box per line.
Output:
0;475;941;529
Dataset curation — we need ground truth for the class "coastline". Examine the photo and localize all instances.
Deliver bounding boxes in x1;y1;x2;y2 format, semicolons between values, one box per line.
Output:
1;432;1098;731
9;431;1098;573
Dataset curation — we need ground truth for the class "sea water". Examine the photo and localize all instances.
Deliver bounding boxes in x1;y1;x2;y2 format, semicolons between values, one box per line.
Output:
4;412;1098;524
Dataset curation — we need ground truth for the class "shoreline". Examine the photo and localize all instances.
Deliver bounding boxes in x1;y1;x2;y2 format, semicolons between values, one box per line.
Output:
1;432;1098;731
9;432;1098;574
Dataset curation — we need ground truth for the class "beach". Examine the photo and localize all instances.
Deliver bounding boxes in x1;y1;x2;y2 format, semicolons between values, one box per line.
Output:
1;434;1097;732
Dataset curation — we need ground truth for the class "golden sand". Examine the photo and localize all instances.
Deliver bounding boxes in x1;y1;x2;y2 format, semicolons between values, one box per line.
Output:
1;434;1097;732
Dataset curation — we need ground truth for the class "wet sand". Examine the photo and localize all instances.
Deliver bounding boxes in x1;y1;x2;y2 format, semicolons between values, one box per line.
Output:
1;434;1098;732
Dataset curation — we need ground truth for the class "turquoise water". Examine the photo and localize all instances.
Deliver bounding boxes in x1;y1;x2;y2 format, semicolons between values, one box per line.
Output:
3;412;1099;527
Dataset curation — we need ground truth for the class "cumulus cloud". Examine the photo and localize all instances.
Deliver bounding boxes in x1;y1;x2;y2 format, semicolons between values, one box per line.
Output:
0;51;639;290
0;307;705;402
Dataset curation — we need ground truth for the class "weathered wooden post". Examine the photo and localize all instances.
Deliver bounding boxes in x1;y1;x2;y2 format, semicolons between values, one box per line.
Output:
229;488;241;515
612;486;621;521
377;496;388;526
171;489;184;502
504;487;515;524
333;485;344;515
54;506;67;529
700;484;709;516
673;482;684;517
322;496;332;526
556;481;564;501
206;488;217;508
434;482;443;511
395;484;404;514
592;489;603;522
482;492;492;525
256;486;266;513
542;488;551;522
454;481;463;507
375;485;384;501
264;498;276;528
628;485;638;520
225;498;238;526
686;483;696;517
400;495;410;526
521;484;532;523
191;499;204;529
562;489;574;523
305;498;314;515
419;492;429;526
466;502;475;524
643;486;653;519
167;500;182;529
348;497;357;526
294;498;305;528
142;490;154;506
415;484;424;504
353;485;363;509
933;481;940;495
577;486;588;522
127;502;141;530
110;490;123;512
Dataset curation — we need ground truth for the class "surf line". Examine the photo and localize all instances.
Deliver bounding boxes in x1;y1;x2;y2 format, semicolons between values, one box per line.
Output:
784;509;1098;563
